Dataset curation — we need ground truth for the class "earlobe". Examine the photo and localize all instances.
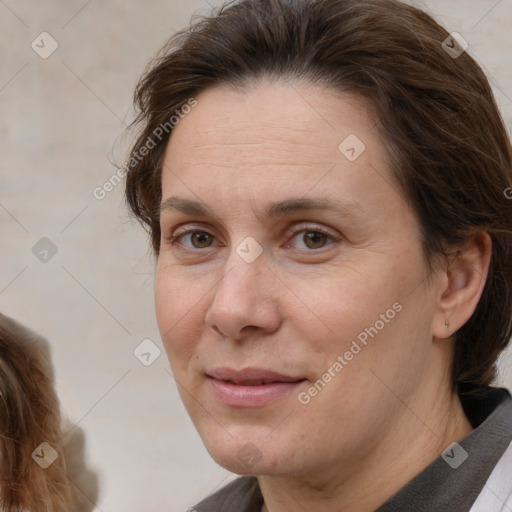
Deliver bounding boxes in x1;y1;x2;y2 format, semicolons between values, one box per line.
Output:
433;231;492;339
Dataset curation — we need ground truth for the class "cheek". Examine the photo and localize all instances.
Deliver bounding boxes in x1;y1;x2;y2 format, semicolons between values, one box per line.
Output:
304;274;435;415
288;255;429;388
154;263;207;367
287;264;400;341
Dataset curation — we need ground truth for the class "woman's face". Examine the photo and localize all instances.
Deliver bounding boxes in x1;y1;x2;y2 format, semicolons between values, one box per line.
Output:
155;80;446;477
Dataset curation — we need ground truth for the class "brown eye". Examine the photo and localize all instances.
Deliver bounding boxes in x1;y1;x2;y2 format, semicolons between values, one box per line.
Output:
303;232;328;249
289;229;334;250
171;230;216;249
189;231;214;248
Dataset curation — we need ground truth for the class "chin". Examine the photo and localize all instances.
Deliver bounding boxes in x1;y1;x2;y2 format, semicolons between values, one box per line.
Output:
198;425;298;476
208;446;282;476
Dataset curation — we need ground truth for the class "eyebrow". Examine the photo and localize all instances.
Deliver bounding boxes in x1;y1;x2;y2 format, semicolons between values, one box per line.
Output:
159;196;364;220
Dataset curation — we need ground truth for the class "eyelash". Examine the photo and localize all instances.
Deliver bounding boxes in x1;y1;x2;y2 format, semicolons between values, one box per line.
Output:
167;224;342;252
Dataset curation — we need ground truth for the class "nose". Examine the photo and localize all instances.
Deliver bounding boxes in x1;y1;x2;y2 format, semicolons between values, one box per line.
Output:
204;253;282;342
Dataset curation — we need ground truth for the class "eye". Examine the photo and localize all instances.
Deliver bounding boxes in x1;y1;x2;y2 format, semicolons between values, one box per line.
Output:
287;226;340;250
167;225;341;252
171;230;217;249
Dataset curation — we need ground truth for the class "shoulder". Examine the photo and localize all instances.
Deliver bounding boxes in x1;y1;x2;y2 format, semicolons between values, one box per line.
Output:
191;476;262;512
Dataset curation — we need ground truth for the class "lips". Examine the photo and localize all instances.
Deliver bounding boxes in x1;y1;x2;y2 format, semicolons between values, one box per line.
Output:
228;379;282;386
208;367;304;384
207;367;306;408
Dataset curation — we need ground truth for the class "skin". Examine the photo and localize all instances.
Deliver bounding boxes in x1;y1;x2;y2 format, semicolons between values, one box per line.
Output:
155;79;491;512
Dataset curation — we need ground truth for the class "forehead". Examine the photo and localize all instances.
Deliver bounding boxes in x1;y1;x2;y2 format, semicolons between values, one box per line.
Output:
162;80;397;212
167;80;377;154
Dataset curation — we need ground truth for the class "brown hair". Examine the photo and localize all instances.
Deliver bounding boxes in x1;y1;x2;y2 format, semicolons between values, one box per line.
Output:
0;315;71;511
124;0;512;390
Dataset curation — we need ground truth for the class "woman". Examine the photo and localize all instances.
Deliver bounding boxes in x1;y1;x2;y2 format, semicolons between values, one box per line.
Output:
0;313;71;511
0;312;97;512
125;0;512;510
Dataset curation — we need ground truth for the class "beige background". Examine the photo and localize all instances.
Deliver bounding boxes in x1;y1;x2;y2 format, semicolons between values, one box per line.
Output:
0;0;511;510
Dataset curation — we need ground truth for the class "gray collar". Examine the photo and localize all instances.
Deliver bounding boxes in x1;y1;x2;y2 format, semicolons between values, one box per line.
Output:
376;385;512;512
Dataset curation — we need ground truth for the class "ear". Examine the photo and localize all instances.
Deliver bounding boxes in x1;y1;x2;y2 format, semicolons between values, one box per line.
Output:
433;231;492;339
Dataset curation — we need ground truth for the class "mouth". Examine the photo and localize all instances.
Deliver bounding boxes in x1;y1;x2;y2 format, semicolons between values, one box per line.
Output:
222;378;295;386
206;367;307;408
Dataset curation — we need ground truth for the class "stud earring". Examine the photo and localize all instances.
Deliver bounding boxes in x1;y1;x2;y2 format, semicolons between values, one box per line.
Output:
445;319;450;328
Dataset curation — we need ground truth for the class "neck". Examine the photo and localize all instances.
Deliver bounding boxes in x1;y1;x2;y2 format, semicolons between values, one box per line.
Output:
259;387;473;512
